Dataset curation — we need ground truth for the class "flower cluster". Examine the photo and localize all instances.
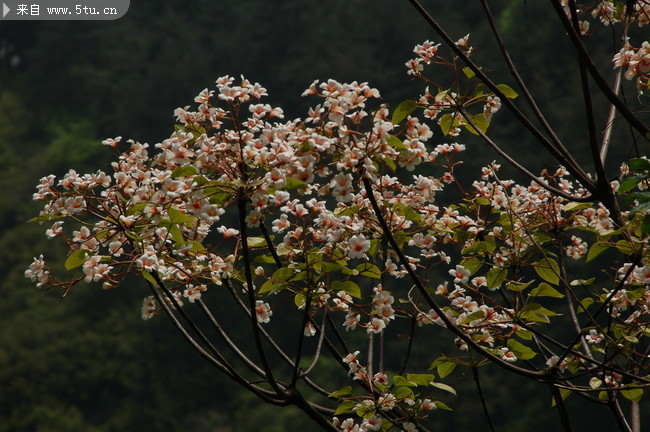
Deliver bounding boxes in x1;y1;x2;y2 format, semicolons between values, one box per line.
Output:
26;31;649;429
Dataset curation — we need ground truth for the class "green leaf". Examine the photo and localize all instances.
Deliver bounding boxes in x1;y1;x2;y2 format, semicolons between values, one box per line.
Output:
333;400;356;415
625;191;650;207
284;177;307;190
507;339;537;360
65;249;91;270
391;100;418;124
642;214;650;236
496;84;518;99
586;242;609;262
321;261;345;273
430;381;457;396
589;377;602;390
270;267;295;282
168;207;195;224
169;225;184;243
406;373;435;386
331;280;362;299
386;135;409;152
564;202;593;211
141;270;158;286
28;213;55;223
294;293;306;309
393;376;417;387
328;386;353;398
520;302;560;323
430;358;457;379
126;202;148;216
515;329;533;340
439;113;454;136
208;192;234;206
171;165;198;178
460;310;485;324
618;176;643;194
577;297;594;313
253;255;277;265
433;401;453;411
629;201;650;218
533;258;560;285
621;388;643;402
474;83;486;98
506;280;533;292
395;203;423;222
529;282;564;298
487;267;507;290
381;157;397;171
393;386;415;399
356;263;381;279
462;67;475;79
464;113;490;136
626;158;650;173
175;241;206;252
259;279;287;294
435;90;449;102
460;257;483;276
246;236;267;248
614;239;635;255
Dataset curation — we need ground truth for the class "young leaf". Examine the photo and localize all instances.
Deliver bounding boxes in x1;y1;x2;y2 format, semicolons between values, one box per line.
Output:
246;237;267;248
393;375;417;387
507;339;537;360
586;242;609;262
433;358;457;379
460;257;483;276
433;401;453;411
65;249;91;270
462;67;475;79
496;84;519;99
391;100;418;124
529;282;564;298
284;177;307;190
141;270;158;286
171;165;198;178
621;388;643;402
464;113;490;135
487;267;507;290
533;258;560;285
386;135;409;152
328;386;353;398
393;386;415;399
270;267;295;281
331;280;361;299
439;113;454;136
406;373;435;386
333;400;356;415
618;176;642;194
356;263;381;279
626;158;650;173
430;381;457;396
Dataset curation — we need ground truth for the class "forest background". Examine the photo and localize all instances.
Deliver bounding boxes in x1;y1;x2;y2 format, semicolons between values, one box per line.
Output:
0;1;647;431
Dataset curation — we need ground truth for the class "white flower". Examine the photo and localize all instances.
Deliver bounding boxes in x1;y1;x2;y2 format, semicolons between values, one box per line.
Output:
348;234;370;259
449;265;471;284
255;300;272;323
